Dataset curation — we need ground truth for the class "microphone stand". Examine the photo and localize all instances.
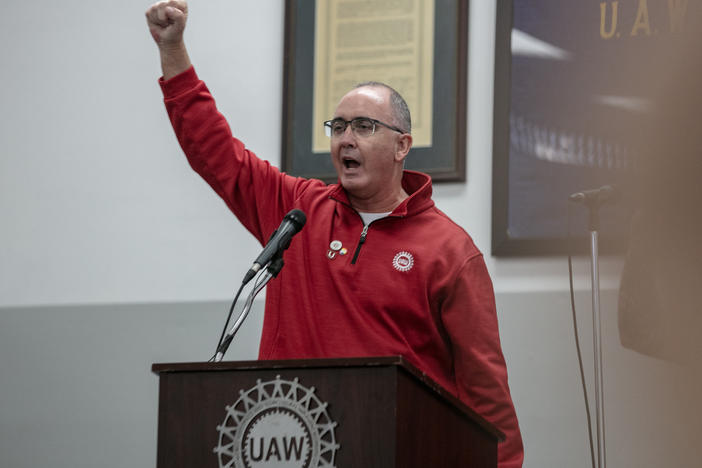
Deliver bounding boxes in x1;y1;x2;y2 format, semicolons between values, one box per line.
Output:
214;254;285;363
586;202;606;468
570;185;620;468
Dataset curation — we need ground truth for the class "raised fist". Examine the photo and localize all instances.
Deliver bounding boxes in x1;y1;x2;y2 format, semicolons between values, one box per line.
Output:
145;1;188;47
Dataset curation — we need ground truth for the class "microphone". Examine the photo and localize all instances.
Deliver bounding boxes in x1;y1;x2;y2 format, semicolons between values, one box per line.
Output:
568;185;619;205
242;209;306;284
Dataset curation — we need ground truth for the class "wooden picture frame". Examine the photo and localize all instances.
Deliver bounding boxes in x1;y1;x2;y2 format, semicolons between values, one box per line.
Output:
281;0;468;183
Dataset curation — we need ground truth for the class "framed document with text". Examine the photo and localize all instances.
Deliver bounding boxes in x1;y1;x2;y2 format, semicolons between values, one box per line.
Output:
281;0;468;182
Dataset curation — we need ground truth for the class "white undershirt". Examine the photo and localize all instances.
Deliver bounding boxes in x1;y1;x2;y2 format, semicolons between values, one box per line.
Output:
359;211;391;226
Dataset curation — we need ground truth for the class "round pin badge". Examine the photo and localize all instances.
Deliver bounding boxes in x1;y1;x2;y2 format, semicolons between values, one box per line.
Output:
392;251;414;272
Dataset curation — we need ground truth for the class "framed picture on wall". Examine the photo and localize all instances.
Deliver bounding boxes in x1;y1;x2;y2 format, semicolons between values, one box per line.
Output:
281;0;468;183
491;0;647;256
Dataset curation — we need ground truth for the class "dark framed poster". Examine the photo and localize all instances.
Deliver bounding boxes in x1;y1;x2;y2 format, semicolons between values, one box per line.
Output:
487;0;695;256
281;0;468;183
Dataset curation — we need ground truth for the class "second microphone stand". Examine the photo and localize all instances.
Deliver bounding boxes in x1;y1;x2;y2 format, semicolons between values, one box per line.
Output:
584;202;606;468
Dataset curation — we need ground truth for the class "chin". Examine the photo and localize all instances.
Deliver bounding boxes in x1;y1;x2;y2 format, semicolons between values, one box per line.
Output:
339;175;368;195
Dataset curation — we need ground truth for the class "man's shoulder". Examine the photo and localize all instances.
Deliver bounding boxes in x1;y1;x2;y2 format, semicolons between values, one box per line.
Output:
295;177;337;197
289;178;343;211
420;207;482;255
425;206;473;237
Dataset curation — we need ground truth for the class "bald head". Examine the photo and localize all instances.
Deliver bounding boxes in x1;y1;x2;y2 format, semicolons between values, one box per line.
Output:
354;81;411;134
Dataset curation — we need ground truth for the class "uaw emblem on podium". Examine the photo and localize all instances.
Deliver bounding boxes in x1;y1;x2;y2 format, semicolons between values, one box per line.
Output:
214;375;339;468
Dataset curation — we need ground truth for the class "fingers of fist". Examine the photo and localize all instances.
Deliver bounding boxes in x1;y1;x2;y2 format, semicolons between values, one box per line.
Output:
145;1;188;29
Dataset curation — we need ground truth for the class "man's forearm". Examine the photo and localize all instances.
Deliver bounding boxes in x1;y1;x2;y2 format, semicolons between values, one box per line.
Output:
159;41;191;80
146;1;190;79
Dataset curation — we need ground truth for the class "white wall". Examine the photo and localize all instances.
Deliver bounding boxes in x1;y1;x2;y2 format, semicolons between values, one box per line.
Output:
0;0;283;307
1;1;699;467
0;0;619;308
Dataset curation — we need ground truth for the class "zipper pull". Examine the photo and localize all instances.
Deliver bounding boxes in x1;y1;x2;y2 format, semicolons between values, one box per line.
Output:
351;225;369;264
359;225;368;243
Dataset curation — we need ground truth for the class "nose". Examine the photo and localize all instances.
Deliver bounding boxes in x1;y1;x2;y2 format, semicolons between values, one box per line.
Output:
336;124;356;146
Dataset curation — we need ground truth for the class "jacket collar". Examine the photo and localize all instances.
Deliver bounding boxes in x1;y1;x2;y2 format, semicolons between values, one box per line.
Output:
328;170;435;216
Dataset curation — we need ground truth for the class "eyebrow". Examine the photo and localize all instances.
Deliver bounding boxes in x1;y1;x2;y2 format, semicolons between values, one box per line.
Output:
330;116;373;121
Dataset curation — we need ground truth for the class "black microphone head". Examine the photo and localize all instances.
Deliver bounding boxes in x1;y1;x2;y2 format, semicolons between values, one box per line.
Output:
285;209;307;231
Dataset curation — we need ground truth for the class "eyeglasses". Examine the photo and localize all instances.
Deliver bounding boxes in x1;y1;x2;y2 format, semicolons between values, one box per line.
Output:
323;117;406;138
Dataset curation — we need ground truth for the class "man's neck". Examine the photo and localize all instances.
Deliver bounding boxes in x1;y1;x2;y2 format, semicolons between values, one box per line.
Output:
348;188;409;213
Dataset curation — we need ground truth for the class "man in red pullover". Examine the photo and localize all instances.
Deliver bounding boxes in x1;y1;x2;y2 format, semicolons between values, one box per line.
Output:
146;2;523;466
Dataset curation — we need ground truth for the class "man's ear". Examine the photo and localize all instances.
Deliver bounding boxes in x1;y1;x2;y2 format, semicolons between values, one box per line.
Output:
394;133;413;163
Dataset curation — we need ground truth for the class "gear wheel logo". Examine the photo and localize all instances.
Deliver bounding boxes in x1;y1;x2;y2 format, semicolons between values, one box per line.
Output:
213;375;339;468
392;251;414;272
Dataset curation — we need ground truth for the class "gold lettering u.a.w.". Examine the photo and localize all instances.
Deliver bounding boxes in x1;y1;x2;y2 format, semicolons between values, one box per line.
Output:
631;0;652;36
600;1;619;39
668;0;688;33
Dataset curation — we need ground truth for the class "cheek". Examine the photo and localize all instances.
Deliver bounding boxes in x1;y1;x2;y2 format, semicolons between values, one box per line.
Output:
363;142;395;169
329;143;342;163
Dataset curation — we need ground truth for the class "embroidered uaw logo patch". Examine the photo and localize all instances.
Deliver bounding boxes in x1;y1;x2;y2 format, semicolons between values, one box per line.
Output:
392;251;414;272
213;375;339;468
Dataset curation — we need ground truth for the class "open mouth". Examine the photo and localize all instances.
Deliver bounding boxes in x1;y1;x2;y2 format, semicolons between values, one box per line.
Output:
343;157;360;169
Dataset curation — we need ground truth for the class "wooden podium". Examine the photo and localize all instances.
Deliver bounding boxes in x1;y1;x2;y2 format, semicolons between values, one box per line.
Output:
152;356;503;467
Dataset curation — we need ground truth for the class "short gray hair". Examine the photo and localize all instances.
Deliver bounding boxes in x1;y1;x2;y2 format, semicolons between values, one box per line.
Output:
354;81;411;134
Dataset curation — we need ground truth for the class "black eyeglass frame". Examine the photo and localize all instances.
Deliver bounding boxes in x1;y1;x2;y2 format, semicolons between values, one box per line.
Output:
323;117;407;138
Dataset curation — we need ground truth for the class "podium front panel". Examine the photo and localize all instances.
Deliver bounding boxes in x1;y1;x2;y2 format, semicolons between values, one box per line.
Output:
153;358;498;467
